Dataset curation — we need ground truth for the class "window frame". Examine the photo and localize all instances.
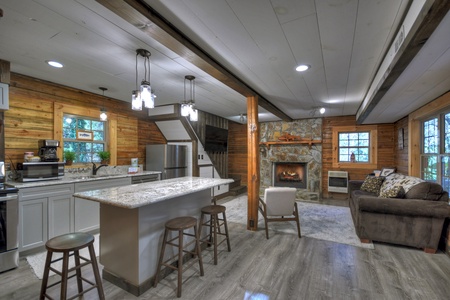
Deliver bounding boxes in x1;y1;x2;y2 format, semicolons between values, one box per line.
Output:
53;102;117;166
332;125;378;169
62;114;107;163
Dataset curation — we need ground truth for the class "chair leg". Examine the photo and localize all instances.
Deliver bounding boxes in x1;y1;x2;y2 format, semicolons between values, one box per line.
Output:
193;224;204;276
60;252;70;300
212;214;218;265
177;230;183;298
294;202;301;238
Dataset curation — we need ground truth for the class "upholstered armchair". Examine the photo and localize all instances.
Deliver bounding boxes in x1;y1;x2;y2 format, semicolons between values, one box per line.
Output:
258;187;301;239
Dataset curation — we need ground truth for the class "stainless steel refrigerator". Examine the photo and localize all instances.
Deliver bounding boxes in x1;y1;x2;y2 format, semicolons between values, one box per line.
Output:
146;144;187;179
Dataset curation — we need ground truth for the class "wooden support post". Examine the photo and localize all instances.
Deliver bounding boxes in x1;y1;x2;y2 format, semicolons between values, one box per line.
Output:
247;96;259;231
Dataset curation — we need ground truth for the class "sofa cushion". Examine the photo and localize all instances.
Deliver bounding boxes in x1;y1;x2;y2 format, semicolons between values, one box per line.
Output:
379;173;424;196
379;185;405;198
360;176;385;194
405;182;446;201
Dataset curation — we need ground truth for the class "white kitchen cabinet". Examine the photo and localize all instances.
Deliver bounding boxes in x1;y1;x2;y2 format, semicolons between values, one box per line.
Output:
73;177;131;232
19;198;48;252
18;183;74;252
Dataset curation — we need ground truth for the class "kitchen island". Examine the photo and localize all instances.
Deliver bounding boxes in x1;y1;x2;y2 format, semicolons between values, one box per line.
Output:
73;176;233;296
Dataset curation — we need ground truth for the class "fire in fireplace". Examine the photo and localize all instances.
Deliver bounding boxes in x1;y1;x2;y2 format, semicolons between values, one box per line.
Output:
272;162;307;189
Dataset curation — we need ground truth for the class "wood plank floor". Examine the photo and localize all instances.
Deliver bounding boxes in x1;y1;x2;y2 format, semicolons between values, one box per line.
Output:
1;198;450;300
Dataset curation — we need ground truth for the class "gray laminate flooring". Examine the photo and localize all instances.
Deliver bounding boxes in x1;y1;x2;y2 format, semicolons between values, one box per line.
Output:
1;198;449;300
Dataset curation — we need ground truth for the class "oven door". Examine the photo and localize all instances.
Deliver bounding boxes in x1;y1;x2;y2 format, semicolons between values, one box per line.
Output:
0;194;19;253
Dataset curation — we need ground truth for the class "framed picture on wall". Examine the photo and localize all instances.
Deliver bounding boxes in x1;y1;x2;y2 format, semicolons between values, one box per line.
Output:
398;128;404;150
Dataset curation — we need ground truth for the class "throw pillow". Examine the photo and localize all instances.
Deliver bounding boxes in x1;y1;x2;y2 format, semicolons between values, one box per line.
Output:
379;185;405;198
360;176;385;194
404;182;444;201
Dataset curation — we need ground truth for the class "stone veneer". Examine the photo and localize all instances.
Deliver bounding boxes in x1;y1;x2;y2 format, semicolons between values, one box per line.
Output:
260;118;322;201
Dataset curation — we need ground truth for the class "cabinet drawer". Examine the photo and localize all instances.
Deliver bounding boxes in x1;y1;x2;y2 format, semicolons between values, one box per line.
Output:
19;184;75;201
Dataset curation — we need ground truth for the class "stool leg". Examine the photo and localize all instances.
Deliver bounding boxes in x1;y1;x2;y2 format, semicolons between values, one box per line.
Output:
194;224;204;276
212;214;218;265
60;252;70;300
74;250;83;294
154;228;169;288
223;211;231;252
39;251;53;300
198;212;205;247
177;229;183;298
88;244;105;300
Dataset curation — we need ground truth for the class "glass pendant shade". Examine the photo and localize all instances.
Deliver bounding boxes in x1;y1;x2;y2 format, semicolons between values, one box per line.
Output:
131;90;142;111
100;109;107;121
189;108;198;121
181;103;190;116
140;81;153;108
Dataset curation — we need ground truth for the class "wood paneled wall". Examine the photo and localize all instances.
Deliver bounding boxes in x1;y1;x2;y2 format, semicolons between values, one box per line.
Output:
322;116;395;199
395;116;409;175
228;122;248;185
5;73;165;167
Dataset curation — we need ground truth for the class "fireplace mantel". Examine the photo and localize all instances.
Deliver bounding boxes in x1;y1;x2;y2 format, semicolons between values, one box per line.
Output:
260;139;322;149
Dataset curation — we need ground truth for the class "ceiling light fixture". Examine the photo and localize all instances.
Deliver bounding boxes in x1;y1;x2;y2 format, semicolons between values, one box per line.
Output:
319;107;326;114
309;107;325;117
295;64;310;72
46;60;63;68
99;87;108;121
132;49;154;110
180;75;198;121
239;113;247;123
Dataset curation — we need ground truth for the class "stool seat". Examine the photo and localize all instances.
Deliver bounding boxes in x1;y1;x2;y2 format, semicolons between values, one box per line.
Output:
201;205;226;215
165;216;197;230
46;232;94;252
39;232;105;300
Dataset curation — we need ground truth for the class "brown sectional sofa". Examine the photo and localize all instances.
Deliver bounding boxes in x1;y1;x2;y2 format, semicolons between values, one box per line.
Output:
349;174;450;253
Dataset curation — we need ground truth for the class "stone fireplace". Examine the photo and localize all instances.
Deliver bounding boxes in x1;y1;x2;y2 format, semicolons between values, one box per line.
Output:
260;118;322;201
272;162;307;189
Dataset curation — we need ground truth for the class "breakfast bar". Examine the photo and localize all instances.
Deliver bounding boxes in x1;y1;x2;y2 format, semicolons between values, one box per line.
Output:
72;176;233;296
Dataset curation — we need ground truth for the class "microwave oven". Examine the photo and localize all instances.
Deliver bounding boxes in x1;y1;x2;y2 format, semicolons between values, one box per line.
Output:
18;162;65;182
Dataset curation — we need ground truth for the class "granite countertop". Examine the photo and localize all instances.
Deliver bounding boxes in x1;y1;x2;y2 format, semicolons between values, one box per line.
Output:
6;171;162;189
73;176;233;209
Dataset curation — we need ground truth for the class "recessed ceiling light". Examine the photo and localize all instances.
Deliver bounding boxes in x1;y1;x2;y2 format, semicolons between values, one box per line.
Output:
295;64;310;72
46;60;64;68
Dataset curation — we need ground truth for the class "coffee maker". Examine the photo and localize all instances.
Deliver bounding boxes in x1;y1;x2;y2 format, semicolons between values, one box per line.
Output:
38;139;60;162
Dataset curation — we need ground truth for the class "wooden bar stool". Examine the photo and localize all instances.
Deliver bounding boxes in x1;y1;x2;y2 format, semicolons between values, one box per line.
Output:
154;216;204;298
198;204;231;265
39;232;104;300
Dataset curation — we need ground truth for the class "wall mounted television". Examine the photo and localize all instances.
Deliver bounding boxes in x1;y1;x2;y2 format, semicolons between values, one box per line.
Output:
205;125;228;152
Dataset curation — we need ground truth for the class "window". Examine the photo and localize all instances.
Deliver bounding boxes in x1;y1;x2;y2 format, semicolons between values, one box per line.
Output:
420;111;450;191
332;125;377;169
338;132;370;162
62;114;107;163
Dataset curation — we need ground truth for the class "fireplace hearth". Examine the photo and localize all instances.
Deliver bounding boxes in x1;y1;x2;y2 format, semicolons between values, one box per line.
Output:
272;162;307;189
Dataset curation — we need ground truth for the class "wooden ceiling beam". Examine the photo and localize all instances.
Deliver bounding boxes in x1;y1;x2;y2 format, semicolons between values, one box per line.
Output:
96;0;292;122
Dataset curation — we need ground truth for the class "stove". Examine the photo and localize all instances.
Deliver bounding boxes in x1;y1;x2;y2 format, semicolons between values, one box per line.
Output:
0;182;19;272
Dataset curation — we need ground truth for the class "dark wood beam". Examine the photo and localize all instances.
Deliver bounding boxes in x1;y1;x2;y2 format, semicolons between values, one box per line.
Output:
357;0;450;124
96;0;292;122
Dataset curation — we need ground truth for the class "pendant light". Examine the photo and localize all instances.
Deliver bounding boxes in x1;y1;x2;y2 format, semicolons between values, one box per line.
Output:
99;87;107;121
132;49;155;110
181;75;198;121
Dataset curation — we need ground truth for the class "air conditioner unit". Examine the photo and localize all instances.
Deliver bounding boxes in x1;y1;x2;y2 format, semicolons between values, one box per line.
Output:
328;171;348;193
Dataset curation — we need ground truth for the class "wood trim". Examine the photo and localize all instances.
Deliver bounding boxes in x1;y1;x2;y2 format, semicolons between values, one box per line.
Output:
247;96;259;231
408;91;450;176
54;102;118;165
0;59;10;84
331;125;378;169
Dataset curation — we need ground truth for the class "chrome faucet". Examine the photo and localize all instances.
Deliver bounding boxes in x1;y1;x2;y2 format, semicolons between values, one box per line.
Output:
92;162;107;175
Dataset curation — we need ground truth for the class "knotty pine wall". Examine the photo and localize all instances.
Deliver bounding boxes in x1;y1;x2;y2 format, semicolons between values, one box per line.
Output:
228;122;248;186
322;116;396;199
395;116;409;175
5;73;166;168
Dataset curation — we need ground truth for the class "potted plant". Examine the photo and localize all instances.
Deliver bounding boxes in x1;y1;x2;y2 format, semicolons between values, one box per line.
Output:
98;151;110;164
64;151;76;165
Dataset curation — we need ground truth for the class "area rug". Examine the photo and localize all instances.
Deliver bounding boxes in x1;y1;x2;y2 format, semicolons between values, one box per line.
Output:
223;195;374;249
26;234;100;280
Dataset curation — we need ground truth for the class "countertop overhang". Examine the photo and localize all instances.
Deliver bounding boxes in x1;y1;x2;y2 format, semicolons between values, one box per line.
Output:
73;176;233;209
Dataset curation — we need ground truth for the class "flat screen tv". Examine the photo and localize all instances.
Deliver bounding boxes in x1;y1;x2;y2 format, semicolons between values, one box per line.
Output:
205;125;228;152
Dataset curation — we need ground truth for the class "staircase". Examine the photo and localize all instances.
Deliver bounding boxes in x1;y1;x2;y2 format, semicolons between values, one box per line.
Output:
228;174;247;196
